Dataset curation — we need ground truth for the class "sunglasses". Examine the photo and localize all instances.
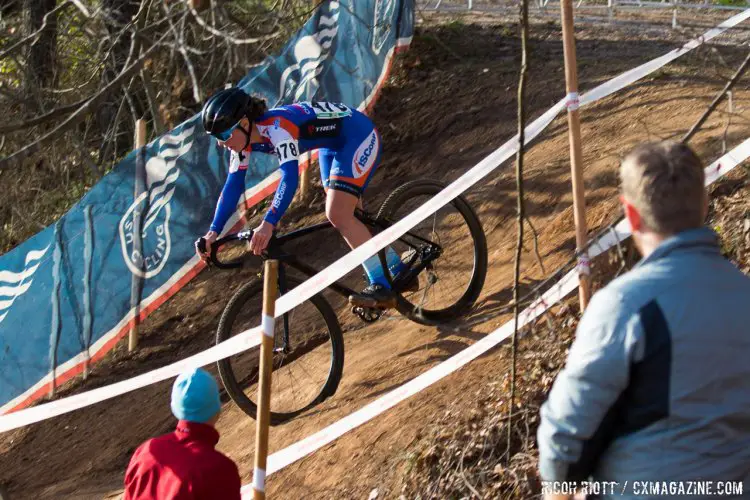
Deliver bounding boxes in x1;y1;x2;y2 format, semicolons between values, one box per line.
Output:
215;121;240;142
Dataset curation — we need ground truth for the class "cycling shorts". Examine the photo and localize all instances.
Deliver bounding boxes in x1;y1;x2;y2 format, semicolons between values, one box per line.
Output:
317;126;382;197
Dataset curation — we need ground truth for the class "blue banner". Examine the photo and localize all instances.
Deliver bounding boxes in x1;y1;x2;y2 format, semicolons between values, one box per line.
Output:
0;0;414;412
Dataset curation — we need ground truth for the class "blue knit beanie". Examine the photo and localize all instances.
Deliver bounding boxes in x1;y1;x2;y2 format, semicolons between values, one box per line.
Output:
170;368;222;423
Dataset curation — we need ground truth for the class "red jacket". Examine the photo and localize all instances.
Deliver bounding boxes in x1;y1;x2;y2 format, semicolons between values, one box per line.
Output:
124;421;241;500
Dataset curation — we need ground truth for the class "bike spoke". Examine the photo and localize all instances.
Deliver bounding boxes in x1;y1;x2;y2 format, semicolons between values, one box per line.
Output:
217;277;343;422
376;181;487;323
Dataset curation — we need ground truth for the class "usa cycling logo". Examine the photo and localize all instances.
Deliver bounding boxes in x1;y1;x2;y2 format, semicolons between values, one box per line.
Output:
0;244;50;325
372;0;396;55
353;131;379;178
278;1;339;102
119;123;196;279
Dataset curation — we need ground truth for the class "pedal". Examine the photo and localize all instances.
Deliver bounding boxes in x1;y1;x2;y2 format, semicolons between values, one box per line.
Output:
351;306;382;323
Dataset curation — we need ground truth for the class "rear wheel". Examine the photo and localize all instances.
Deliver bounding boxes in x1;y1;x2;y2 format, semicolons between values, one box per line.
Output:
376;180;488;324
216;276;344;425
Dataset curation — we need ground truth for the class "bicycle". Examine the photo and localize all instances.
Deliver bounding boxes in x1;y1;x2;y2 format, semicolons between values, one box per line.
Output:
201;179;488;425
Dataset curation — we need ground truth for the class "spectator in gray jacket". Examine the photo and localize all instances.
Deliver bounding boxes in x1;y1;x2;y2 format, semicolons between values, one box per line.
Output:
537;141;750;500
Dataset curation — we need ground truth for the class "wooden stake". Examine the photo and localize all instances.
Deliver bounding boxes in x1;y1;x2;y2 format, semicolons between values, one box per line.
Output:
135;119;147;148
560;0;591;310
129;119;147;352
253;260;278;500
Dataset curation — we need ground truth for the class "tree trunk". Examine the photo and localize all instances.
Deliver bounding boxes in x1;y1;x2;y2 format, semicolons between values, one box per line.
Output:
24;0;57;110
97;0;142;162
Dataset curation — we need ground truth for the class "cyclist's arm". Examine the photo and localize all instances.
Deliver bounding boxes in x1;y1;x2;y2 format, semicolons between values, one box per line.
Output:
264;158;298;226
263;129;300;226
210;152;248;233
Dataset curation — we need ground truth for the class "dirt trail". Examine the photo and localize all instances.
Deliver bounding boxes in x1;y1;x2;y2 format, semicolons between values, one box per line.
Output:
1;13;749;499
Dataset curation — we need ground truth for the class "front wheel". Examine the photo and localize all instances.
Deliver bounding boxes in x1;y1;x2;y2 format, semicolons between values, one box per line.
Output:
216;275;344;425
377;179;488;325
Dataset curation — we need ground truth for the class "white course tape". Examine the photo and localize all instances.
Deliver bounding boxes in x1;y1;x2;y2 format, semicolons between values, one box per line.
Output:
580;8;750;107
0;37;413;418
256;6;750;329
262;314;275;338
252;467;266;492
566;92;581;111
270;98;566;319
576;254;592;275
704;138;750;185
240;138;750;496
236;270;581;497
0;8;747;435
0;326;262;433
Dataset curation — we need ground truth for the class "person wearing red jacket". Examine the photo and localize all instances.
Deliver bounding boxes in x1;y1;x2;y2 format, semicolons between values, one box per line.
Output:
124;368;241;499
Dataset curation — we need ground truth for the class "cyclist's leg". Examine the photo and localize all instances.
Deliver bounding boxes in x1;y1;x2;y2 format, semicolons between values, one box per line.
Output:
318;148;335;192
324;128;406;307
326;190;372;248
323;127;381;252
323;133;380;273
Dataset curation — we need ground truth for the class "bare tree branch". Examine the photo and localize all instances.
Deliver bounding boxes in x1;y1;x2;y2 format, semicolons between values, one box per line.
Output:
0;97;89;134
99;75;134;166
140;67;165;135
69;0;90;17
46;67;103;94
525;217;546;274
682;50;750;143
0;0;71;61
0;0;163;134
163;1;201;103
184;1;283;45
0;27;173;167
508;0;529;465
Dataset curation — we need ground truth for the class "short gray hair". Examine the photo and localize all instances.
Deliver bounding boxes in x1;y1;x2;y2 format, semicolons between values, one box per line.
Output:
620;141;706;235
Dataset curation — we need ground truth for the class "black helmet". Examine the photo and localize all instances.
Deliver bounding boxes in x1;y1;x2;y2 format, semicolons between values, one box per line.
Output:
201;87;250;137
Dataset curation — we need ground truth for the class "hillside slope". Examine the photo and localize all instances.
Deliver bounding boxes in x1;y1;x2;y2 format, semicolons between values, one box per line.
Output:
1;12;749;499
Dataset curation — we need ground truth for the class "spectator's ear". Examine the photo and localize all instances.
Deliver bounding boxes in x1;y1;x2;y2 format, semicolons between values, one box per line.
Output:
621;195;642;232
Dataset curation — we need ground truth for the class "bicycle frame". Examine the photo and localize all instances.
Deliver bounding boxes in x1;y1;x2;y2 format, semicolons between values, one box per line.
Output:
271;219;361;299
207;209;442;301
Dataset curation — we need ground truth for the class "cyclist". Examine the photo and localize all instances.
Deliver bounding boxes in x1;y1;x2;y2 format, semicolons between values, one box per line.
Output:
196;87;413;309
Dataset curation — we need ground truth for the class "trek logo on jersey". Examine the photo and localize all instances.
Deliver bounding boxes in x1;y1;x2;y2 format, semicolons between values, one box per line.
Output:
352;131;379;178
119;122;196;279
299;117;343;140
311;124;337;133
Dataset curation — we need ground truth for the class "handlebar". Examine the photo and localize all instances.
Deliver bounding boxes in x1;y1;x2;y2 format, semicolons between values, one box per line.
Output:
196;230;255;270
